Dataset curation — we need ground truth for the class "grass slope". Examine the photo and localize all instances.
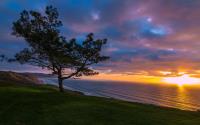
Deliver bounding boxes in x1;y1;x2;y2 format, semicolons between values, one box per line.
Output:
0;84;200;125
0;71;41;86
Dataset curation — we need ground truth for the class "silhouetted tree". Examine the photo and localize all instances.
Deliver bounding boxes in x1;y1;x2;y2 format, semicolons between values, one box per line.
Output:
12;6;109;92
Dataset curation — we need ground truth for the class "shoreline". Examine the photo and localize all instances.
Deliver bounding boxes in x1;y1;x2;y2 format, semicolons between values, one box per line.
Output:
44;82;200;112
38;76;200;112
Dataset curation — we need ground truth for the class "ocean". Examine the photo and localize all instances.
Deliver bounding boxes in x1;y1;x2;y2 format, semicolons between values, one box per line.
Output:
41;77;200;111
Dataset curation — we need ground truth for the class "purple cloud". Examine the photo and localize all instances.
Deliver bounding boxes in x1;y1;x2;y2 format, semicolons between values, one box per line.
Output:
1;0;200;77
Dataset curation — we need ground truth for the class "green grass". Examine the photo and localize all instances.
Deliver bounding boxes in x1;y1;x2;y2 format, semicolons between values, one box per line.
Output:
0;84;200;125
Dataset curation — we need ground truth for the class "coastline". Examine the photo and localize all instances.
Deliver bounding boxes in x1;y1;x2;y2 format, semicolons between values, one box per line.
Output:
36;75;200;111
41;80;200;112
1;84;200;125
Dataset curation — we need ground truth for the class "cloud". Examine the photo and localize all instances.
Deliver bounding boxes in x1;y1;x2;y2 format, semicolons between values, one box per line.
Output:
1;0;200;77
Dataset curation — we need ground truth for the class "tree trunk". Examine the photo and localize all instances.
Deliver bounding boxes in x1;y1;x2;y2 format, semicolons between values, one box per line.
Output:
57;68;64;92
58;77;64;92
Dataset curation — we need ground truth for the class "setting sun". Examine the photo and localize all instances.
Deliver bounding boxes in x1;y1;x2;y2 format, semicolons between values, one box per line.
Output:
162;74;200;86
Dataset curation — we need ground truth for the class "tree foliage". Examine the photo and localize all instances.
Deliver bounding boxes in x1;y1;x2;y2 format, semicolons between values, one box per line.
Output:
12;6;109;92
0;54;5;62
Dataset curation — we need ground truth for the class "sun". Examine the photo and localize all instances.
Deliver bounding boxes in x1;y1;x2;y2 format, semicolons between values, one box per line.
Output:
162;74;200;86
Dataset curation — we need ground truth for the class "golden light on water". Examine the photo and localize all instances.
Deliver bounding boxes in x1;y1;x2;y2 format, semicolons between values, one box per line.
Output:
162;74;200;86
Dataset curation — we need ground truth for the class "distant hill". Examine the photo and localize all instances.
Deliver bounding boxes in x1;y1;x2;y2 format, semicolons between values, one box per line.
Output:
24;72;54;78
0;71;42;86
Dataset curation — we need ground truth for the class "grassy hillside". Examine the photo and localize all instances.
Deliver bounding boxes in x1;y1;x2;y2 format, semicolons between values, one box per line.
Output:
0;83;200;125
0;71;41;86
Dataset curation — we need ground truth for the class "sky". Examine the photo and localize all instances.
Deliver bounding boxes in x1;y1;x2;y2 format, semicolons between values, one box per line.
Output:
1;0;200;84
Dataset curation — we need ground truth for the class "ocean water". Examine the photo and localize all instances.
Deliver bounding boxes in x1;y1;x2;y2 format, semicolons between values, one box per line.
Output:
41;77;200;111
